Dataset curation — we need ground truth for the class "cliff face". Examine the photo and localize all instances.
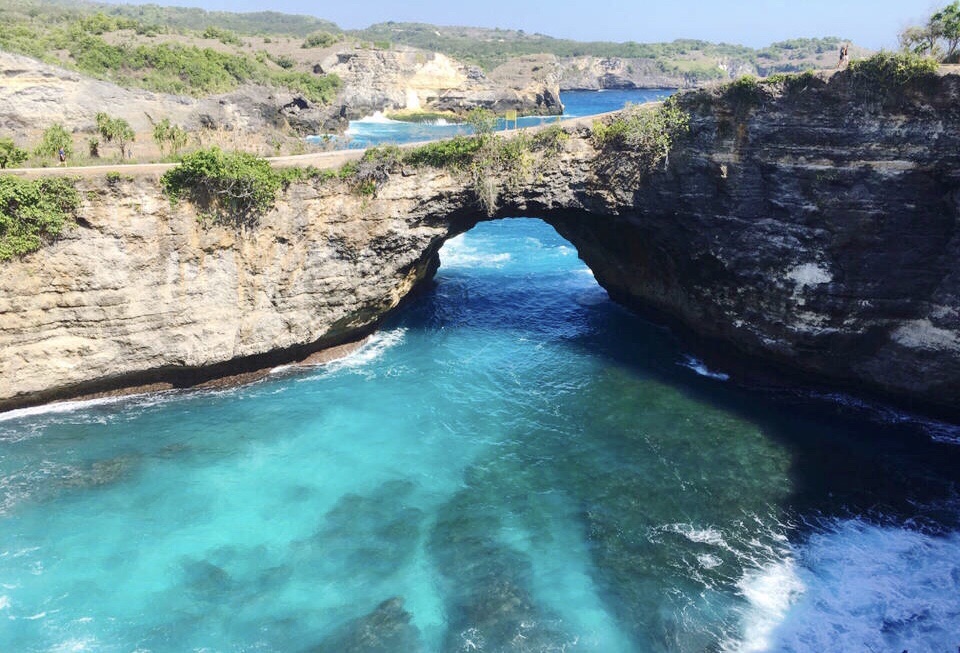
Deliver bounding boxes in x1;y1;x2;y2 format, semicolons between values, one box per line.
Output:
2;70;959;414
552;72;960;412
319;48;562;127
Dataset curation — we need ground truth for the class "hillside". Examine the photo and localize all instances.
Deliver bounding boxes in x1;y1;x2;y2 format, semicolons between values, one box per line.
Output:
0;1;868;95
350;23;863;80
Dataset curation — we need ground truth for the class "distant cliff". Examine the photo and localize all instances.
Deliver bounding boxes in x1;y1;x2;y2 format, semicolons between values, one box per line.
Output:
319;49;562;129
2;68;958;414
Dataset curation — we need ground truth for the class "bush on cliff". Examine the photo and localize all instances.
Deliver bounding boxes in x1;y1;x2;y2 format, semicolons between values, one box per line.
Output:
0;177;80;261
161;148;283;227
0;138;29;169
592;98;690;174
847;52;940;86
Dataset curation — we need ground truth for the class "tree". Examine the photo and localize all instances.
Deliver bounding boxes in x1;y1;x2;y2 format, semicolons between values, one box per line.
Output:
900;1;960;62
153;118;189;157
35;124;73;159
466;107;498;142
931;1;960;61
96;112;136;159
0;138;28;169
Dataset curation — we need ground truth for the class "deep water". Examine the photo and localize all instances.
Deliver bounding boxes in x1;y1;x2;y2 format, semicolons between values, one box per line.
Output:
1;218;959;652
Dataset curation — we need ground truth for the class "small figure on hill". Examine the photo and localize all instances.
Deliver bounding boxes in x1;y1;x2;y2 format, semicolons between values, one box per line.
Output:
837;43;850;69
58;147;66;166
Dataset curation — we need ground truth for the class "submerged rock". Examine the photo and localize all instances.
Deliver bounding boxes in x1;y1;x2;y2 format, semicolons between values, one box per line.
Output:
306;596;421;653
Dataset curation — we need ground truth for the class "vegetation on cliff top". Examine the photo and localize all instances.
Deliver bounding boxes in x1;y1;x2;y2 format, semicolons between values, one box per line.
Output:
592;99;691;180
0;177;80;261
352;22;847;76
0;1;341;102
160;148;287;227
2;0;852;93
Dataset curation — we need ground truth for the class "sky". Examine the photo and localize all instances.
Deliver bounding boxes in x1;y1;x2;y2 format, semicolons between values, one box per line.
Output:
104;0;940;49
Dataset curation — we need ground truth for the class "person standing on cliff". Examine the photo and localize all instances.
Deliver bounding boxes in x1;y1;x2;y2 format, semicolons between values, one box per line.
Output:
837;43;850;69
58;147;66;166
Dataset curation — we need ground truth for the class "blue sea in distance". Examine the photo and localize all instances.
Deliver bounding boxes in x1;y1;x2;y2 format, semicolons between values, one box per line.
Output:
2;91;960;651
312;88;675;149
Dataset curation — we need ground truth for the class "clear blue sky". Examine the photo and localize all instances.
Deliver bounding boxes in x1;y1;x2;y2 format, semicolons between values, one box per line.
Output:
107;0;940;49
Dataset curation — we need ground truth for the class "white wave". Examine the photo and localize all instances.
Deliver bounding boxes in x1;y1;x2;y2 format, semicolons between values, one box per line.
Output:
351;111;402;125
293;329;407;380
697;553;724;569
728;558;805;653
666;523;728;547
679;355;731;381
0;596;9;610
723;519;960;653
0;395;141;423
440;235;511;269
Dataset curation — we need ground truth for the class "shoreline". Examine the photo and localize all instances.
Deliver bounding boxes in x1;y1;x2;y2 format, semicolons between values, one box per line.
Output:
0;336;370;417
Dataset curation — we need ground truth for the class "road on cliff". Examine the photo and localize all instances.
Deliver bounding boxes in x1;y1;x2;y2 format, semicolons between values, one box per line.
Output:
4;113;616;180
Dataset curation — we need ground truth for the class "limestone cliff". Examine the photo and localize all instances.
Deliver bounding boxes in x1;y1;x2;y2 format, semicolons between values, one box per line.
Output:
319;48;562;128
2;69;959;415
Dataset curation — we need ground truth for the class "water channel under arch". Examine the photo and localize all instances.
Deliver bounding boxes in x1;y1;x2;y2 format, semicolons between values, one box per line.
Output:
1;218;958;652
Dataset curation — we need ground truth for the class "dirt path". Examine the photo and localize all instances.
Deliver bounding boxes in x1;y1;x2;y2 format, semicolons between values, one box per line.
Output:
3;112;615;180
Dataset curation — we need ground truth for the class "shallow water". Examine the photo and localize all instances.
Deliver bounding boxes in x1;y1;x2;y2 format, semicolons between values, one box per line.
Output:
1;218;959;652
314;88;675;149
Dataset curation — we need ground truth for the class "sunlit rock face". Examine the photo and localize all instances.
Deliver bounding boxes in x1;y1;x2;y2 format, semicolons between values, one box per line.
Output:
1;70;958;413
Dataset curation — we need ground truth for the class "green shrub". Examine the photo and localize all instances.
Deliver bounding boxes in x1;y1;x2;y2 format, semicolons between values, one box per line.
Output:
531;123;570;154
269;53;296;69
202;26;242;46
95;112;135;159
0;138;28;169
847;51;939;86
35;124;73;159
0;176;80;261
273;71;342;104
762;69;817;93
160;147;283;227
301;31;340;49
721;74;764;108
403;136;482;169
592;99;690;178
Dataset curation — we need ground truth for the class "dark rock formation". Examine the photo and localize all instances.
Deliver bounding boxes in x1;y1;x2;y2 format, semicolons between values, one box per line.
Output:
550;71;960;414
306;597;421;653
2;70;958;416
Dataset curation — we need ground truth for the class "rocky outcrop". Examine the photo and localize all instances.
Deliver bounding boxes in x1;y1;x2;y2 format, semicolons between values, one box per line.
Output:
0;51;319;139
2;70;959;415
319;48;562;129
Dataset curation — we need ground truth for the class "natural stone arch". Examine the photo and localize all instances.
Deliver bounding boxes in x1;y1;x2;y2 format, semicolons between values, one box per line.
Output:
2;71;960;415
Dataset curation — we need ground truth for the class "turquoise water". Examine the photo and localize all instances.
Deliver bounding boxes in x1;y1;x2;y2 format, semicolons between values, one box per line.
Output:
1;219;959;652
313;88;675;149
